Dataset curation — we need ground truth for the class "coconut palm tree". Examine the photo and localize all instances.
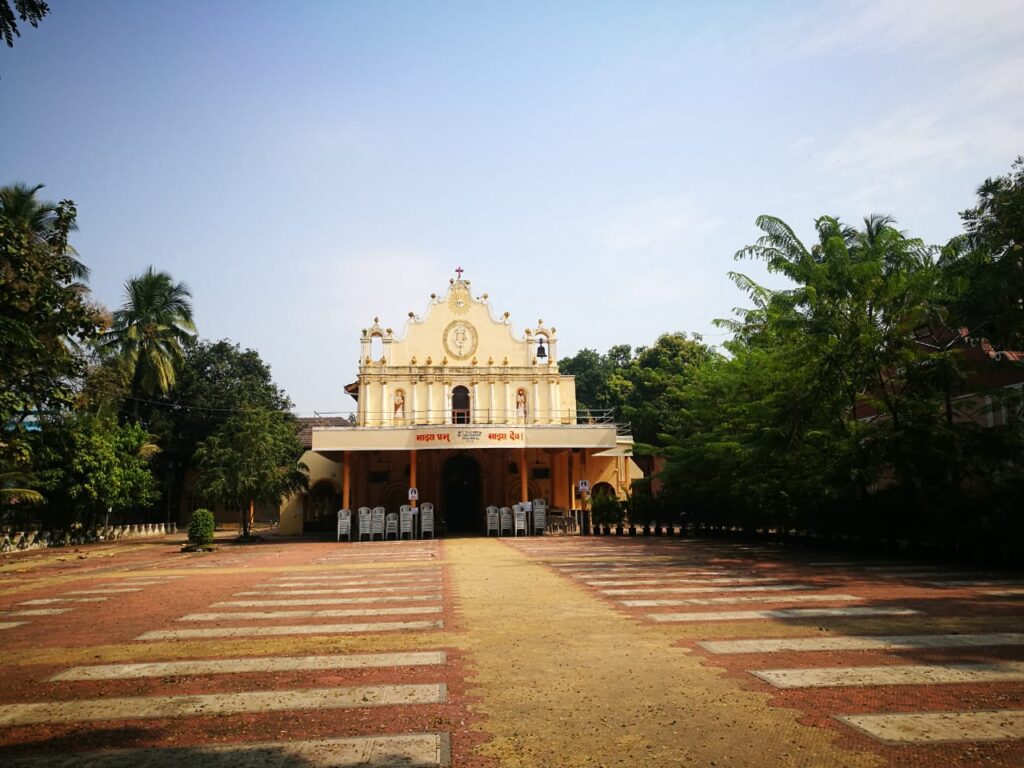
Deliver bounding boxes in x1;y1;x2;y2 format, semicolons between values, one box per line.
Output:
101;268;197;402
0;469;44;504
0;182;89;280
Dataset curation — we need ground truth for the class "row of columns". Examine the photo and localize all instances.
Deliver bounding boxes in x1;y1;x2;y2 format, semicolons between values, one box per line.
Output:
338;447;587;512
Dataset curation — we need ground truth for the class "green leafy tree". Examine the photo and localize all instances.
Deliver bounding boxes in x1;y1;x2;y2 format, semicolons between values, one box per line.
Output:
0;183;89;280
144;340;297;521
34;413;159;528
941;155;1024;349
100;267;197;408
1;0;48;48
1;183;102;470
661;213;961;538
624;332;712;446
193;406;308;537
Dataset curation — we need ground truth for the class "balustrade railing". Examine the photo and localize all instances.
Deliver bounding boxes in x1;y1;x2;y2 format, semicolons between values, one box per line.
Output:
312;407;626;432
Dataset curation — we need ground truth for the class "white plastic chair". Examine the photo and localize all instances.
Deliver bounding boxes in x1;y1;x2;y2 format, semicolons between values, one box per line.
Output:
420;504;434;539
532;505;546;536
336;508;352;542
499;506;513;536
385;512;399;540
371;507;385;541
513;504;527;537
399;505;414;540
486;506;499;536
357;507;372;541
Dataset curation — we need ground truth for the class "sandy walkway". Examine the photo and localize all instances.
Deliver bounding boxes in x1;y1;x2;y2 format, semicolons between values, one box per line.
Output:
449;538;882;767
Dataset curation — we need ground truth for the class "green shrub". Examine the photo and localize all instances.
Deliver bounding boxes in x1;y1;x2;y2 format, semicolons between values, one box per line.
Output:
628;478;658;526
187;508;215;546
591;493;624;526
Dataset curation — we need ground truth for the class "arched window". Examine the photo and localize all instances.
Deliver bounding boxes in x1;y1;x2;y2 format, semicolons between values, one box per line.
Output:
369;334;383;361
452;385;470;424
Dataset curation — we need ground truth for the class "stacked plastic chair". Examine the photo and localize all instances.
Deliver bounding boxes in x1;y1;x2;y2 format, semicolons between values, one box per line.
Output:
357;507;372;541
485;506;499;536
336;508;352;542
420;503;435;539
384;512;399;540
512;504;527;537
532;499;547;535
399;505;414;540
371;507;385;540
499;506;513;536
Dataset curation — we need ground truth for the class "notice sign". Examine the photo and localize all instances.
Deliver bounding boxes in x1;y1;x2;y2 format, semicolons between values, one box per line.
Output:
577;479;590;494
408;487;419;501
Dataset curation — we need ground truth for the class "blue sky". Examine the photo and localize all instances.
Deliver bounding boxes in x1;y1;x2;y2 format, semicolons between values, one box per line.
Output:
3;1;1022;414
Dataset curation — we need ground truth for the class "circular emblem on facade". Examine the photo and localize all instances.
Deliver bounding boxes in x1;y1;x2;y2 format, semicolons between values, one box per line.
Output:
448;285;471;315
443;320;479;361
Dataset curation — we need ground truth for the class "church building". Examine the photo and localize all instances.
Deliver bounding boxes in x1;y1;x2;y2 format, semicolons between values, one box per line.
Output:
279;271;641;535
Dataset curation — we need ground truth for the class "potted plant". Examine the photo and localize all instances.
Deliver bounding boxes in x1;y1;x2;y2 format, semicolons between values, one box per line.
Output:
590;493;622;536
629;478;656;535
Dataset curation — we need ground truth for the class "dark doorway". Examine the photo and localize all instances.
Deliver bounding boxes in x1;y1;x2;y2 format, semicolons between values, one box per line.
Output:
305;482;340;532
452;385;470;424
441;454;482;533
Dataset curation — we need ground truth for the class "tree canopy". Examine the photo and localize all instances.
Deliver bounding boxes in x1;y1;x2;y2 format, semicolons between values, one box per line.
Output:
0;184;102;467
194;406;308;536
100;267;197;402
0;0;48;48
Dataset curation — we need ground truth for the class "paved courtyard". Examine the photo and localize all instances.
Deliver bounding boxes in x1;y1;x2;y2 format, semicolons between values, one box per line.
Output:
1;534;1022;767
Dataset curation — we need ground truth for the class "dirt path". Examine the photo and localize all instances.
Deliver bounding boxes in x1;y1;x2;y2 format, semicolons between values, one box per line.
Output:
449;538;882;768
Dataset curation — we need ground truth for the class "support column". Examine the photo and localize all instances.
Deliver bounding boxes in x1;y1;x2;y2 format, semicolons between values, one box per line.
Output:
548;380;556;424
532;381;540;425
427;381;434;425
342;451;351;509
520;447;529;504
569;450;579;512
444;383;452;425
410;383;418;425
488;381;495;423
409;450;417;509
472;382;479;424
381;381;388;427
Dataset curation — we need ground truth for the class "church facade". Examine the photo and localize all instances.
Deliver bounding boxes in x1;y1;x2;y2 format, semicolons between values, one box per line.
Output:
279;272;641;535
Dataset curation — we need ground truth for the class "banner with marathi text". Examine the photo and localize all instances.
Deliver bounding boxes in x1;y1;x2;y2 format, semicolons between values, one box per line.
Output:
413;427;526;449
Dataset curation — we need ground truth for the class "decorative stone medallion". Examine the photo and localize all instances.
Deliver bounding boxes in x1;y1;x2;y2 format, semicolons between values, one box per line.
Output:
443;320;479;361
448;283;471;315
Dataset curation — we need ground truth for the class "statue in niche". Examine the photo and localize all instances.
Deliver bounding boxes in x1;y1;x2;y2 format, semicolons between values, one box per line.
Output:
516;388;528;419
393;389;405;419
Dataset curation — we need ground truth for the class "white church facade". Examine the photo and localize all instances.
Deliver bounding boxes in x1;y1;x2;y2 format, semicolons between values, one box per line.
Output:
279;271;641;535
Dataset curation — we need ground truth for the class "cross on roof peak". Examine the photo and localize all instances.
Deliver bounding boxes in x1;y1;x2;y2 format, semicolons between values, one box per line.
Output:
455;266;464;279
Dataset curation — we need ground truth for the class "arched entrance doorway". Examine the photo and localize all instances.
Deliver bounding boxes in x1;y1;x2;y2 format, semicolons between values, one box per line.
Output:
442;454;481;533
452;385;470;424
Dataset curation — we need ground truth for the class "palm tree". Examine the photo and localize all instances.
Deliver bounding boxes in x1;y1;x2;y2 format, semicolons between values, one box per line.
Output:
0;182;89;280
101;268;197;403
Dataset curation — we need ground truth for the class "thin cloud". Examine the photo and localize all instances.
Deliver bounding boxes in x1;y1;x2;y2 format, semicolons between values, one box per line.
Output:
601;195;723;252
796;0;1024;57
